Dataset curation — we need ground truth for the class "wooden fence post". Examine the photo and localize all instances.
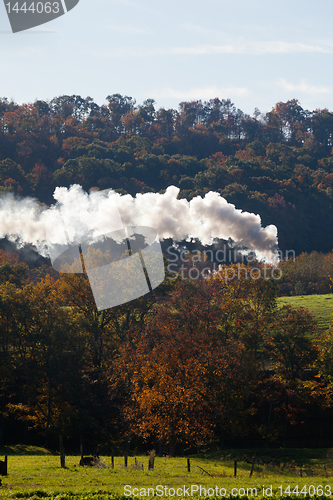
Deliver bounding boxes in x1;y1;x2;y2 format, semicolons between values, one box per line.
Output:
149;451;155;470
234;460;237;478
187;458;191;472
59;435;65;468
249;456;255;477
111;448;114;469
0;456;8;476
124;453;128;468
80;439;83;464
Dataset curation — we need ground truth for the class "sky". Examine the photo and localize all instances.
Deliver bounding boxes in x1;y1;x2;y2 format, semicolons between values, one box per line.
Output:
0;0;333;116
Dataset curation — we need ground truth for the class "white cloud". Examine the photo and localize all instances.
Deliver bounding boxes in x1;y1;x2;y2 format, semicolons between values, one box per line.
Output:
105;24;149;35
276;79;331;95
0;45;44;59
169;41;333;56
95;40;333;59
110;0;170;18
150;86;249;101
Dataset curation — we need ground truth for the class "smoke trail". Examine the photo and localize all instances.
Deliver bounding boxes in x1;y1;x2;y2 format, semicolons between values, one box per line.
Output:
0;185;279;263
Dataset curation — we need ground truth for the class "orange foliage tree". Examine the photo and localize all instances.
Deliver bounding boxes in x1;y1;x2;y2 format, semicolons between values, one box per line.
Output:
111;275;258;453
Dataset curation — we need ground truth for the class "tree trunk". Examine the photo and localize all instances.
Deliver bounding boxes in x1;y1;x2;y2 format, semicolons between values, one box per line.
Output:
169;434;176;457
59;435;65;468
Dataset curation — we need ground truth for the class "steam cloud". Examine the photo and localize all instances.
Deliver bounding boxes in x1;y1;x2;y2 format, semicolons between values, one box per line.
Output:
0;185;279;263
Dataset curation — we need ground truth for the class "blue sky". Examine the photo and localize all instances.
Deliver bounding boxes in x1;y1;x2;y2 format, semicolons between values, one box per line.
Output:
1;0;333;115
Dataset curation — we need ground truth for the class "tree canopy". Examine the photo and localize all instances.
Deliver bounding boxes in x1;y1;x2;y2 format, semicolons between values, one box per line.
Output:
1;95;333;254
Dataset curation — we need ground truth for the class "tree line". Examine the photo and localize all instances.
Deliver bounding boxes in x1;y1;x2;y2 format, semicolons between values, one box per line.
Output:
1;250;333;454
1;95;333;254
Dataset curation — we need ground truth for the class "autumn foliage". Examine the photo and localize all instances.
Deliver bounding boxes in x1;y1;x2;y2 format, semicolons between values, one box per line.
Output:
0;251;332;453
2;95;333;256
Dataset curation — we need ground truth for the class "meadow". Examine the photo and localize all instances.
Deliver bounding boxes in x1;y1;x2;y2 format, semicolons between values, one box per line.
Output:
1;447;333;499
277;293;333;331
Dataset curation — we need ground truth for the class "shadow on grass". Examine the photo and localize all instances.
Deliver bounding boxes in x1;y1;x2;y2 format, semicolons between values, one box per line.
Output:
194;447;332;464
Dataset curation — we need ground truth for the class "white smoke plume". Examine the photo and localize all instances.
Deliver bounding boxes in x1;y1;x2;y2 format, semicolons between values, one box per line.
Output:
0;184;279;263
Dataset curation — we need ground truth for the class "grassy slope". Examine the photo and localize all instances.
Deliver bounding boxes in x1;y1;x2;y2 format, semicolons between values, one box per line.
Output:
0;445;52;455
277;293;333;331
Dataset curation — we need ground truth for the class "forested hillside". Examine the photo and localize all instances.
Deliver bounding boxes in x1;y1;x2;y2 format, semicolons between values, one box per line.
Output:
1;95;333;254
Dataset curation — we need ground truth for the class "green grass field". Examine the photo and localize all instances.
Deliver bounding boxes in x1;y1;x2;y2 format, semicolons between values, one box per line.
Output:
1;447;333;499
277;294;333;331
